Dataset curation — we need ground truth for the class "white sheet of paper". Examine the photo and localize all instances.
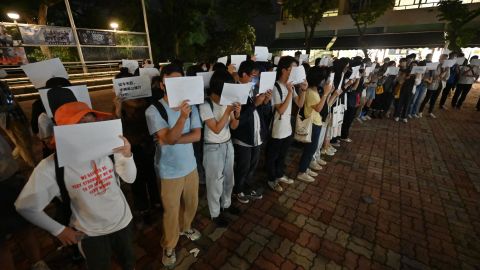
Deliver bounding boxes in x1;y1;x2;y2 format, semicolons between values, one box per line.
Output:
268;53;273;60
349;66;361;80
113;76;152;101
164;76;204;108
217;56;227;65
139;68;160;80
255;46;269;62
319;57;331;66
22;58;68;89
220;83;251;105
443;59;456;68
470;59;480;66
365;67;374;77
385;66;399;76
54;119;123;167
456;57;466;65
371;63;377;70
197;71;214;89
411;66;427;74
299;54;309;64
258;71;276;94
122;59;139;74
274;56;280;65
231;55;246;70
427;62;439;71
39;85;92;118
288;66;306;84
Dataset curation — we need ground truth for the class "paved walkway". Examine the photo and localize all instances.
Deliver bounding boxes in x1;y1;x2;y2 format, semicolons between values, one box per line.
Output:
14;86;480;270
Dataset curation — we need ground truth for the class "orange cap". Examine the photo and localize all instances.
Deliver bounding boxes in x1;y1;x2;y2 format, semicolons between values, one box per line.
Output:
54;101;112;126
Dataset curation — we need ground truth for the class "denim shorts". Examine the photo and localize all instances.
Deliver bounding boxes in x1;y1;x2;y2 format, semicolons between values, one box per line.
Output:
366;86;376;100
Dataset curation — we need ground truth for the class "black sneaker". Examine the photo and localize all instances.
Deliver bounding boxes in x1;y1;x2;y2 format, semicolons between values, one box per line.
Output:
223;205;241;215
246;190;263;200
235;193;250;204
212;215;229;228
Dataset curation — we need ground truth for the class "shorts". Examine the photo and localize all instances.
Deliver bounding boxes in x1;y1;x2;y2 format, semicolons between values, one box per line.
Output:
366;86;376;100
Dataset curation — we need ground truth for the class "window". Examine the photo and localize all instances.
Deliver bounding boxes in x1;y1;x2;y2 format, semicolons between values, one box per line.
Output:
394;0;480;10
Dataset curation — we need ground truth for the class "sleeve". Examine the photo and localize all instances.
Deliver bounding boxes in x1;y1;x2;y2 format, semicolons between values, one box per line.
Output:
15;158;66;236
113;153;137;184
199;103;213;122
190;105;202;129
145;105;169;135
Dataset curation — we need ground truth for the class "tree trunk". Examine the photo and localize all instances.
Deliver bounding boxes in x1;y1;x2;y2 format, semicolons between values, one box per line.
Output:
38;3;52;59
356;24;368;58
303;21;310;54
174;34;180;58
305;23;316;55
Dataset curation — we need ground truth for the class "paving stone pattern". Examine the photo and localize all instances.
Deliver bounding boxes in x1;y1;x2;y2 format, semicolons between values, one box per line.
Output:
13;87;480;269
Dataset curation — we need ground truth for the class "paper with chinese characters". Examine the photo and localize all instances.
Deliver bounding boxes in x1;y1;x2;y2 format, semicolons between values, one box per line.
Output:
113;76;152;100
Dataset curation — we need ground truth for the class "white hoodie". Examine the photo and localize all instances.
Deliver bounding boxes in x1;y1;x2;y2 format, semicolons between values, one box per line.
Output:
15;153;136;237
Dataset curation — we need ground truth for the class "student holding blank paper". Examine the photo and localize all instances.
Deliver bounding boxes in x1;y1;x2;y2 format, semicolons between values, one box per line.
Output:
15;101;137;270
200;70;241;227
144;64;202;267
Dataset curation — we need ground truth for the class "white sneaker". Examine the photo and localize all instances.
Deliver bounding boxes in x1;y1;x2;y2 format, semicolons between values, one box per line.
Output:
429;113;437;118
317;159;327;166
341;138;352;143
180;228;201;241
307;168;318;177
309;161;323;171
328;146;337;152
414;114;420;118
402;118;408;123
162;249;176;267
278;176;294;184
356;117;363;123
297;173;315;183
360;116;367;121
394;117;400;122
365;115;372;120
407;114;412;119
268;181;283;192
322;149;335;156
418;112;423;118
32;261;51;270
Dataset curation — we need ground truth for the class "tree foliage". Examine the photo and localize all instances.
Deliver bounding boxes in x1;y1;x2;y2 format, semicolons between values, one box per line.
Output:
348;0;394;56
282;0;337;54
437;0;480;53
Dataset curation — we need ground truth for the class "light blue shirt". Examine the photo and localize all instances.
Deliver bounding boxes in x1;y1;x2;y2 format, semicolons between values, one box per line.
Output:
145;99;202;179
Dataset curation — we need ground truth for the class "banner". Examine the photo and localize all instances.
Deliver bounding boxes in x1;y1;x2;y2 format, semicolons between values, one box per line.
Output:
0;24;23;46
77;29;115;46
19;25;75;45
0;47;28;65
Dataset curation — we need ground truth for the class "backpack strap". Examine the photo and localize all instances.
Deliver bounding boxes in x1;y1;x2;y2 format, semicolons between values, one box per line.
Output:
206;98;214;111
274;82;282;101
53;153;72;224
152;99;168;123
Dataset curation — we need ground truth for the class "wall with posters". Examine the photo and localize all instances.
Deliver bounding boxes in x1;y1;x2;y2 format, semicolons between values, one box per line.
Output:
18;25;75;45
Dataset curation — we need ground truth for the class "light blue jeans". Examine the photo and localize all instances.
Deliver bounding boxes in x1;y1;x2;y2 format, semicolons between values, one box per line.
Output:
408;84;427;116
203;140;235;218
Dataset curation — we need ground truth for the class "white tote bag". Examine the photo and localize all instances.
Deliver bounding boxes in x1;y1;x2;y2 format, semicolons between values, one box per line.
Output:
294;110;313;143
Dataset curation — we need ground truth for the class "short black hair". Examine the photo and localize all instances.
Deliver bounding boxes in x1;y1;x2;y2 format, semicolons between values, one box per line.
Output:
160;64;184;81
238;60;258;78
276;56;297;80
45;77;72;88
186;64;204;76
306;66;330;87
209;69;234;96
212;62;227;72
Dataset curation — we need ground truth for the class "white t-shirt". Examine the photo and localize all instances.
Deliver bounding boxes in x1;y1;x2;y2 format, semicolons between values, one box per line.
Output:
15;154;136;237
272;82;297;139
37;112;54;140
199;101;231;143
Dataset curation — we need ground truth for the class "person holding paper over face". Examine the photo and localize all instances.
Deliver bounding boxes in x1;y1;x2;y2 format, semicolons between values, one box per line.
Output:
144;64;202;267
451;55;480;109
407;61;429;118
419;54;449;118
266;56;307;192
231;60;271;204
393;62;422;123
438;52;460;110
15;101;137;270
199;70;241;228
379;60;398;118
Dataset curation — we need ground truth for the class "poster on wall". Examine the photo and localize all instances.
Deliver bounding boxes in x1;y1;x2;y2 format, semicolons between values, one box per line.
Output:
0;24;23;46
19;25;75;45
0;47;28;65
77;29;115;46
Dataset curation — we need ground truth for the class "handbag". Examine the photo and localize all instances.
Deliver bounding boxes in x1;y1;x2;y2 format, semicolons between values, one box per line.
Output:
375;85;384;95
294;108;313;143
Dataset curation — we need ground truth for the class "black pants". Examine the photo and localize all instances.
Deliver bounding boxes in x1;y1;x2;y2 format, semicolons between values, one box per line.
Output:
383;92;395;113
394;91;413;119
419;90;439;114
341;106;356;139
451;84;473;108
81;222;135;270
265;136;293;183
193;141;206;184
439;82;456;108
233;144;261;194
131;145;160;212
477;97;480;111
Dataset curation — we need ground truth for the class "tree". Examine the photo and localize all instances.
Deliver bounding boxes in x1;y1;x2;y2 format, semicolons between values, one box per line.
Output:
348;0;395;57
437;0;480;53
281;0;336;54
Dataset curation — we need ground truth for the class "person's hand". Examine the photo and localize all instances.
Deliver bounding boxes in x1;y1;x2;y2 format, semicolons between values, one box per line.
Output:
323;83;333;96
226;105;234;113
255;93;266;105
232;102;241;118
228;64;236;74
57;227;84;246
113;135;132;157
299;80;308;92
286;82;294;93
177;100;192;119
263;89;272;104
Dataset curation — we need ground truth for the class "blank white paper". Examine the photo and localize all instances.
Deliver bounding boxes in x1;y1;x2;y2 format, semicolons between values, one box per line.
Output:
22;58;68;89
220;83;251;105
164;76;204;108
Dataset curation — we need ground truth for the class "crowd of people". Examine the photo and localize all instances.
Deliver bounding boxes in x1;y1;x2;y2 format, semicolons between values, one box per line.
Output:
0;51;479;269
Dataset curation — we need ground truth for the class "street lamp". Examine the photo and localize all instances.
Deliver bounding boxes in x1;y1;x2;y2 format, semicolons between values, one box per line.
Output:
7;12;20;23
110;22;119;31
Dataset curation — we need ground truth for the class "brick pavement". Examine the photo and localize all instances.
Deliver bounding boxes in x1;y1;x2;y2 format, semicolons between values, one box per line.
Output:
12;86;480;269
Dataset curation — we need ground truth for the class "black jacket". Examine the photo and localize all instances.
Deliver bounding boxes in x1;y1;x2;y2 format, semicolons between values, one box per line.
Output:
231;96;271;146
